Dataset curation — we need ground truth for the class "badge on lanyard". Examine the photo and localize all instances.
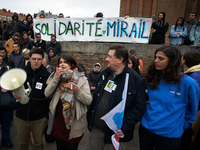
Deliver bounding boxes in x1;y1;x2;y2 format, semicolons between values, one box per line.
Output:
35;82;43;90
104;80;117;93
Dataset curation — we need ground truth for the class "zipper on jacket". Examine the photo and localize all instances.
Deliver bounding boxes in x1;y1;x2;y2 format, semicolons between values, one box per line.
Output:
27;73;39;121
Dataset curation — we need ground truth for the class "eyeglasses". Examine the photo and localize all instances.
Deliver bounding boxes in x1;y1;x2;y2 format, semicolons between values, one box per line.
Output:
31;58;43;61
36;36;41;38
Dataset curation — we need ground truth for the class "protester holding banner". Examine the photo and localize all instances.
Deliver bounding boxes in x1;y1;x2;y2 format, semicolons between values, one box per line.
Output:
149;12;169;44
45;53;92;150
139;46;199;150
33;18;152;43
87;44;146;150
58;13;64;18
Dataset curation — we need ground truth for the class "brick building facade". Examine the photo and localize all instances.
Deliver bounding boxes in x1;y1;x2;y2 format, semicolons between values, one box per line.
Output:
120;0;200;44
0;8;26;22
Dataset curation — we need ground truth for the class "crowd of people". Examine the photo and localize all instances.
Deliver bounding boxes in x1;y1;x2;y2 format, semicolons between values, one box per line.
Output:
123;11;200;47
148;11;200;46
0;11;199;150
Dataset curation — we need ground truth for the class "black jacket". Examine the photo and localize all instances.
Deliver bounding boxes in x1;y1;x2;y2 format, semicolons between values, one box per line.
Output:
87;65;146;143
88;71;101;90
46;41;61;55
18;22;30;36
32;40;46;52
9;13;22;37
21;39;33;51
149;12;169;44
150;21;169;44
16;63;51;121
3;56;15;68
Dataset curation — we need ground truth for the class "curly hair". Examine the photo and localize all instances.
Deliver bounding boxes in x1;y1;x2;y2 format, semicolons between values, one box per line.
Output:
146;45;183;90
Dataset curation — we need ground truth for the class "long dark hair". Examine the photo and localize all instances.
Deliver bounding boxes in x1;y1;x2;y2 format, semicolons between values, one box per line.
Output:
26;14;33;25
146;45;183;89
58;53;83;72
21;31;29;45
129;56;141;76
175;17;185;30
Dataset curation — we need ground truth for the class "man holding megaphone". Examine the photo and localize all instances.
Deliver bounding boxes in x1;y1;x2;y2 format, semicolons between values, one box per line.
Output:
12;48;51;150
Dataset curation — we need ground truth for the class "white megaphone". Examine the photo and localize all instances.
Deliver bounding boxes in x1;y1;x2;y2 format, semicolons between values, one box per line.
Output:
0;68;32;104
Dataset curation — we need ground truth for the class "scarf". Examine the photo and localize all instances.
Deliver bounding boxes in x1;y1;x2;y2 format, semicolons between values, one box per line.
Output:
59;68;79;129
47;68;79;129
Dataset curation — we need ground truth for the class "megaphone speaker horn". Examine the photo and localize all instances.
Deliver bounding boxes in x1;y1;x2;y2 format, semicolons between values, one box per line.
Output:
0;68;31;104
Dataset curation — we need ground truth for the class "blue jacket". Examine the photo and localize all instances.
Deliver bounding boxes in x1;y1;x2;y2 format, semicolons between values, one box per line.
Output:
190;24;200;46
141;75;199;138
185;64;200;110
87;65;146;143
169;25;187;45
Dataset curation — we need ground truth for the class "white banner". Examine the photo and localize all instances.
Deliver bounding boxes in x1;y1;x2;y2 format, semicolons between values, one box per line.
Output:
33;18;152;43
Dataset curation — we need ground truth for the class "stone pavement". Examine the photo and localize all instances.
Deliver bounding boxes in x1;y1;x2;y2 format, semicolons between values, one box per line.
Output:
1;113;140;150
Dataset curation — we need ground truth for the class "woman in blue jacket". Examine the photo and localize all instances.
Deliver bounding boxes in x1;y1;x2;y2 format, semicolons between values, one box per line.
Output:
139;46;199;150
169;17;187;45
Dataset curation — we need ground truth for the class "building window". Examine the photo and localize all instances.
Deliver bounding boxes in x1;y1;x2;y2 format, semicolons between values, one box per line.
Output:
8;17;11;21
3;16;6;20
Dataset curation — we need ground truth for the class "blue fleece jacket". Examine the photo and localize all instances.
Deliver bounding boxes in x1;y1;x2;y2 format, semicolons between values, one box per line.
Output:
141;75;199;138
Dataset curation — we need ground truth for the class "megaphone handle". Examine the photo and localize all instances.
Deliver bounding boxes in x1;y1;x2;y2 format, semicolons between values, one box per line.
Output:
26;82;32;95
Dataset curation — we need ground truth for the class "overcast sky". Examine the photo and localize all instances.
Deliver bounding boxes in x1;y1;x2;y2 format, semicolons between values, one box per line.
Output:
1;0;121;18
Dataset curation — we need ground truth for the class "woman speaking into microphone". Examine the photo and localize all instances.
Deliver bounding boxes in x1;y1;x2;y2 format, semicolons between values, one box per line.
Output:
45;53;92;150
